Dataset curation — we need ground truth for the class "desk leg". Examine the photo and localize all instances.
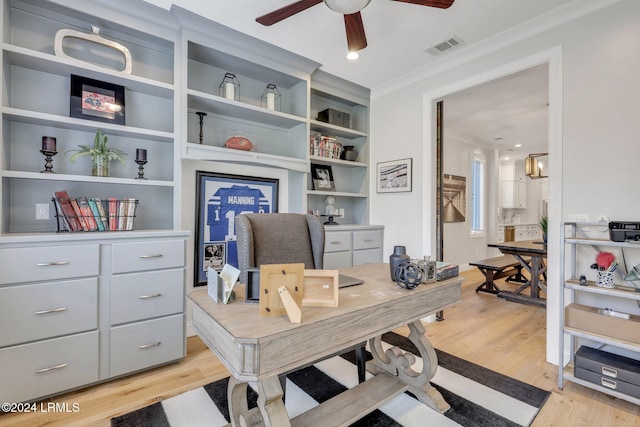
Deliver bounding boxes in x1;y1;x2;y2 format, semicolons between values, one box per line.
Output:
367;320;450;413
228;375;290;427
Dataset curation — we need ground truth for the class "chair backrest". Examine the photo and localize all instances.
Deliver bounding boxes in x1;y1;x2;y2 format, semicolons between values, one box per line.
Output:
235;213;325;284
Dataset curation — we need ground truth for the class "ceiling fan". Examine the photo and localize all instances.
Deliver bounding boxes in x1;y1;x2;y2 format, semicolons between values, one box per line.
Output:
256;0;455;53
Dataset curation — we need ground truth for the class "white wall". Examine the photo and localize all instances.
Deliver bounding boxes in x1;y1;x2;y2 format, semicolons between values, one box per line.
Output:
370;0;640;364
441;133;494;267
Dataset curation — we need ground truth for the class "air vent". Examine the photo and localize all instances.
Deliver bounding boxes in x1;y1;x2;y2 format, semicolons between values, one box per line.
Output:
427;35;465;56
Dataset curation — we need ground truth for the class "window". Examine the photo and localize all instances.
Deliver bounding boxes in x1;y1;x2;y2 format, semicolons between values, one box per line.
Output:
470;154;485;235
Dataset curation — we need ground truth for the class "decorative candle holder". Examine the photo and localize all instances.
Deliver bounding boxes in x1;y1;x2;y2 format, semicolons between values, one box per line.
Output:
261;83;281;111
219;72;240;101
135;159;147;180
196;111;207;144
135;148;147;180
40;149;58;173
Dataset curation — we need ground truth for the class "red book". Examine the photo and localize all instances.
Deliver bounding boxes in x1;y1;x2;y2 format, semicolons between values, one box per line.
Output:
53;191;82;232
70;198;88;231
108;197;117;231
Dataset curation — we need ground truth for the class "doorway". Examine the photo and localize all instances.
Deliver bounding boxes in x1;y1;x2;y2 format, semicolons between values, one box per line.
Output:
438;63;549;266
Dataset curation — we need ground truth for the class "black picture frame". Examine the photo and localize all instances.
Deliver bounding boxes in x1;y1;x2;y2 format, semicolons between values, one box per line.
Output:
70;74;125;125
311;163;335;191
194;171;279;287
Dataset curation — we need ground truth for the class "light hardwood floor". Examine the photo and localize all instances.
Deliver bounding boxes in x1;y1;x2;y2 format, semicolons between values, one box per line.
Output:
1;268;638;427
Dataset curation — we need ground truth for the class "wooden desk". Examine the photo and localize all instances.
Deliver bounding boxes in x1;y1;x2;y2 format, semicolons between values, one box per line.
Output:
488;240;547;307
188;263;462;427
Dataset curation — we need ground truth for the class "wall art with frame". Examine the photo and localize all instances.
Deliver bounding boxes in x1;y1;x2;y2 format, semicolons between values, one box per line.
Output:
194;171;278;287
70;74;125;124
377;158;412;193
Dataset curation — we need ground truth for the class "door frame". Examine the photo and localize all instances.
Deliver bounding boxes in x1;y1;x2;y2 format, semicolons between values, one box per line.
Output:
421;46;563;364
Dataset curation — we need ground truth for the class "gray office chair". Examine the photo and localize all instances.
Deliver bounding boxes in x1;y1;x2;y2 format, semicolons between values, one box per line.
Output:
235;213;366;383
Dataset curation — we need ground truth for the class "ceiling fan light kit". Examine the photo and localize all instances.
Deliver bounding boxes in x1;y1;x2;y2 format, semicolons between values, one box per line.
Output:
256;0;455;53
324;0;371;14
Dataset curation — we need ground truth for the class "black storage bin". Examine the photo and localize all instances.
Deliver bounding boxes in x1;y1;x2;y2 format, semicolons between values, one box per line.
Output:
574;346;640;399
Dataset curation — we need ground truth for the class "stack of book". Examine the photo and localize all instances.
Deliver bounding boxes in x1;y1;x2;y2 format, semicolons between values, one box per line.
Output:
309;135;342;159
52;190;138;232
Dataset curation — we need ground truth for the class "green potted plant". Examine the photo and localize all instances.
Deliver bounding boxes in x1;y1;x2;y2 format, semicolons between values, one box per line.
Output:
67;129;127;177
539;215;548;244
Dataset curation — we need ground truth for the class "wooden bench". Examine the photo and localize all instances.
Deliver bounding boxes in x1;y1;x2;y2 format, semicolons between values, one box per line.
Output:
470;255;528;294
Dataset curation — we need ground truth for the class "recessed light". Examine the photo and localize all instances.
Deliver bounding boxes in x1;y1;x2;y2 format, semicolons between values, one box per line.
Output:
514;144;522;148
346;51;359;60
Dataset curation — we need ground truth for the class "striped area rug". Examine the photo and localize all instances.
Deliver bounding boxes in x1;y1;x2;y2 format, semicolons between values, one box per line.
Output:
112;332;550;427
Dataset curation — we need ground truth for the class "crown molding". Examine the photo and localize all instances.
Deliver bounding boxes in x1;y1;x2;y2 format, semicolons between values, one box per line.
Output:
372;0;623;98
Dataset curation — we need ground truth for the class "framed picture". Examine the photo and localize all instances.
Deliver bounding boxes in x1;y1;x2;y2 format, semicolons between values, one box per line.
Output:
311;163;335;191
377;158;412;193
443;174;466;222
70;74;125;125
194;171;278;287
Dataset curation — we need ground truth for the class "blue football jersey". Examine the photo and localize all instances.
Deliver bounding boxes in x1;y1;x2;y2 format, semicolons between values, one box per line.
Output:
207;185;270;242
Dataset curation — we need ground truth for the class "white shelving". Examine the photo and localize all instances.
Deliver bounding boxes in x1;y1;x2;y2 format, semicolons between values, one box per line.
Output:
1;0;179;233
559;222;640;405
308;70;370;225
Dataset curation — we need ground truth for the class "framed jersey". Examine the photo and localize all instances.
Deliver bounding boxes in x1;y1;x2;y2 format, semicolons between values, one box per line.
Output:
195;171;278;287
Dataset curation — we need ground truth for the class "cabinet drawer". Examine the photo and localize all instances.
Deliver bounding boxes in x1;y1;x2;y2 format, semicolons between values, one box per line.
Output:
0;278;98;347
324;251;352;269
353;248;382;266
0;244;99;285
112;240;185;273
110;314;184;377
0;331;99;403
324;232;351;253
111;269;184;325
353;230;382;250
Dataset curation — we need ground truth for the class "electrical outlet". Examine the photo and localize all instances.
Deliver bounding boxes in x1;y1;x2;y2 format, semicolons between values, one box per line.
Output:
568;214;589;231
597;215;610;232
36;203;49;220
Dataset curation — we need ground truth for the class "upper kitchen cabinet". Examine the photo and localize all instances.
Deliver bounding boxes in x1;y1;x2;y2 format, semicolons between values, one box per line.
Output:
0;0;180;233
500;159;526;182
175;7;320;174
499;159;526;209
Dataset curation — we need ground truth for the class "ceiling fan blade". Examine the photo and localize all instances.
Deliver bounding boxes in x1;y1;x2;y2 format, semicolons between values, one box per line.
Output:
344;12;367;52
391;0;455;9
256;0;323;26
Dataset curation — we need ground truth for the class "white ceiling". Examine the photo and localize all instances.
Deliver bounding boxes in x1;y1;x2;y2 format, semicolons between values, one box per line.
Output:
443;63;549;158
142;0;578;89
139;0;602;156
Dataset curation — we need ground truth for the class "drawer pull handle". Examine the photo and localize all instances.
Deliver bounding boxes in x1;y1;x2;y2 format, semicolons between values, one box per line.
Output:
601;366;618;378
330;241;342;245
139;293;162;299
601;377;617;390
363;239;373;242
34;307;67;315
36;363;67;374
140;254;163;259
36;261;70;267
138;342;161;349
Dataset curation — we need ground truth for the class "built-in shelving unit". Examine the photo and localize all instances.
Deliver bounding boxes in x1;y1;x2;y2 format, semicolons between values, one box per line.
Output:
0;0;190;404
559;222;640;405
308;70;370;224
0;0;179;233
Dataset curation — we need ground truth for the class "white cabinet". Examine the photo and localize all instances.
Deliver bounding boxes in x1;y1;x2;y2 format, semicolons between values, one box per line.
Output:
559;223;640;405
500;181;526;209
324;225;384;269
515;224;540;241
0;0;180;233
499;159;526;182
0;231;188;403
